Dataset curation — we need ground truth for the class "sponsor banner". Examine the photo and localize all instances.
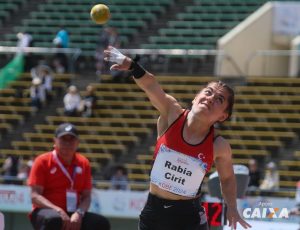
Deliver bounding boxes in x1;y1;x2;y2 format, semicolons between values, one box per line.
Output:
0;184;299;227
0;185;31;212
0;185;225;222
273;2;300;35
237;196;300;224
89;189;148;218
223;220;299;230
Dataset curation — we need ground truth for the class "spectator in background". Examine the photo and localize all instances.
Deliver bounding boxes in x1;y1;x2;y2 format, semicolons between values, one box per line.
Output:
110;165;129;190
19;156;35;181
40;67;53;101
2;155;19;184
259;161;279;190
26;156;34;170
248;159;261;189
79;84;97;117
53;58;66;74
52;27;69;73
53;27;69;49
30;77;46;111
17;160;31;181
17;32;33;50
31;65;53;101
63;85;81;116
28;123;110;230
16;32;35;71
95;27;121;80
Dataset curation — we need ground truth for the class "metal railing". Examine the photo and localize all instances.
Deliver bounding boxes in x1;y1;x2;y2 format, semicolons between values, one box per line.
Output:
0;46;244;76
0;46;82;73
246;49;300;77
119;48;243;76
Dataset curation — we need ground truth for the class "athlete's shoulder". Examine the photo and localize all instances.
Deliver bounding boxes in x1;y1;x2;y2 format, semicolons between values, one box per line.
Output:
75;153;91;164
169;108;186;124
31;152;53;168
157;108;185;137
34;152;52;161
214;135;229;145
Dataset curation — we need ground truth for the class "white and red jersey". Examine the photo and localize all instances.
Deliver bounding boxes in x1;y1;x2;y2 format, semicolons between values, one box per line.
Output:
150;110;214;197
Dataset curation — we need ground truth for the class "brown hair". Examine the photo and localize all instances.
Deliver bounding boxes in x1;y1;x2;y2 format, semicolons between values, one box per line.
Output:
206;80;235;121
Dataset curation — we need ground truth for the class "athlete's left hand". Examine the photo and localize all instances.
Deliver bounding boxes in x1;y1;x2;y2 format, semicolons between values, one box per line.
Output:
104;46;132;71
69;212;82;230
226;206;252;229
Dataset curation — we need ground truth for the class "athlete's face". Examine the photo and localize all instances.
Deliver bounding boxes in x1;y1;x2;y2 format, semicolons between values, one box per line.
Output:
54;134;79;156
191;82;229;123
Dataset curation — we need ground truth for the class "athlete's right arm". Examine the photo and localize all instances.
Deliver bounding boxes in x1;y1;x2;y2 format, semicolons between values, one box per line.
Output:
31;185;71;227
104;46;182;118
31;185;60;211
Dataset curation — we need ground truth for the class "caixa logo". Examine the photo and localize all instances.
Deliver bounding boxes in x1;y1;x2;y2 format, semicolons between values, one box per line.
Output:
242;207;289;219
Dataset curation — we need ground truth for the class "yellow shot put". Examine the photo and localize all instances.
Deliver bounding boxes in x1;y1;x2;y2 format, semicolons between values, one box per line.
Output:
90;4;110;24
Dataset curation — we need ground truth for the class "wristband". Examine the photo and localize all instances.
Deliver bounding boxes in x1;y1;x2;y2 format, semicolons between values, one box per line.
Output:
76;208;85;217
130;61;146;79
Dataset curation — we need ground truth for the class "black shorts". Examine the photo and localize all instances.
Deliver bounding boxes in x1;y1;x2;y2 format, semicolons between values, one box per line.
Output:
139;193;208;230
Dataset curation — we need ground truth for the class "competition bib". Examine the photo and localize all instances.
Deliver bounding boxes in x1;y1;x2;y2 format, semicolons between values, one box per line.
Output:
150;144;206;197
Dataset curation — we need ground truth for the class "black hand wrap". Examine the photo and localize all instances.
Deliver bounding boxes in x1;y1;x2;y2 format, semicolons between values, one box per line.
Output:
130;61;146;79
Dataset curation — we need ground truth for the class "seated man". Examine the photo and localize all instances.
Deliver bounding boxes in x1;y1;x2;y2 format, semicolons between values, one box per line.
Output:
28;123;110;230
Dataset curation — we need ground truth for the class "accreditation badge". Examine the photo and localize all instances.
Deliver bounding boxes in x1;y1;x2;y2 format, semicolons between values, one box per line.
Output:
66;190;77;212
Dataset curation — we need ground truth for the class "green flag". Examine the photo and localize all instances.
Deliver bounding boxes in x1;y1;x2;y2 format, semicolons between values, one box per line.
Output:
0;54;24;89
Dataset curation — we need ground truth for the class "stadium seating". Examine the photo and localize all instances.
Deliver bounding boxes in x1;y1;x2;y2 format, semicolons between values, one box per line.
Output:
278;149;300;190
2;0;300;61
0;0;26;26
0;73;299;198
0;72;71;141
141;0;300;51
0;0;174;55
141;0;267;49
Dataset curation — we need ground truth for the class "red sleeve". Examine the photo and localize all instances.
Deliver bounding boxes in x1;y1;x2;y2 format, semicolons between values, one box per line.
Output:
27;155;47;187
83;159;92;190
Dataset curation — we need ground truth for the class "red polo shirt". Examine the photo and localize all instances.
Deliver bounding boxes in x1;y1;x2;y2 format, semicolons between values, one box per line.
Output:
28;151;92;212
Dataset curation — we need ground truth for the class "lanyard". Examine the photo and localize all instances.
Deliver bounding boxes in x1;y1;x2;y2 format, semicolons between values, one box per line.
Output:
52;150;76;189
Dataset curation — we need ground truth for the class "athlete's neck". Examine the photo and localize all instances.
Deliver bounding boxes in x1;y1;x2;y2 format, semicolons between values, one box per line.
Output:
57;151;74;165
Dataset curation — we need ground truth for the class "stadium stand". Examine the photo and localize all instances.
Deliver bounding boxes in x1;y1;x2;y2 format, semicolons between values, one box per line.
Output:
278;149;300;188
0;0;299;201
142;0;300;49
0;0;27;26
0;72;71;140
141;0;267;49
1;71;299;198
1;0;175;55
